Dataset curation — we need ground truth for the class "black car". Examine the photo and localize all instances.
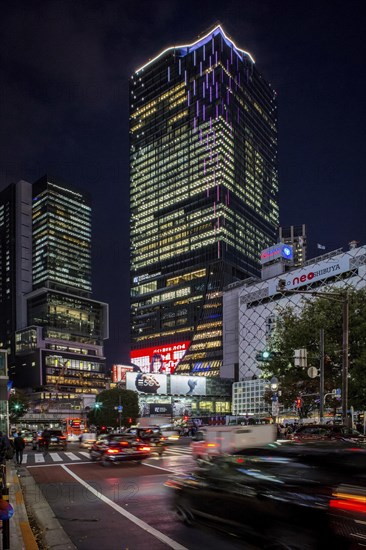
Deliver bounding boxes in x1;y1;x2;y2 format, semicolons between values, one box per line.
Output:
123;427;166;456
89;433;151;466
165;442;366;549
34;430;67;451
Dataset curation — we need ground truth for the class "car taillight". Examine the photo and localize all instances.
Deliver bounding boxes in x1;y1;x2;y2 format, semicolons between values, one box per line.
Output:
107;448;119;454
160;437;166;441
59;436;66;440
139;446;150;451
330;490;366;514
119;441;129;446
206;443;217;448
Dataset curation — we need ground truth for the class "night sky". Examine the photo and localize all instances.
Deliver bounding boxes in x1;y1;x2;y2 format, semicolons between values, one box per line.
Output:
1;1;365;368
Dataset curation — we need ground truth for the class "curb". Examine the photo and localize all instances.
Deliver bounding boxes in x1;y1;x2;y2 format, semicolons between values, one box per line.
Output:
12;465;77;550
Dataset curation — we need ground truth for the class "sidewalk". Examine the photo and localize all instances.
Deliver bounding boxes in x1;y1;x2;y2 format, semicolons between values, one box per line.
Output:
2;460;76;549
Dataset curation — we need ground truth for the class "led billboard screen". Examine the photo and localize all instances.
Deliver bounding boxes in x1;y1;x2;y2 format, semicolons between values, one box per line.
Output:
111;364;134;383
126;372;168;394
170;375;206;396
130;341;190;374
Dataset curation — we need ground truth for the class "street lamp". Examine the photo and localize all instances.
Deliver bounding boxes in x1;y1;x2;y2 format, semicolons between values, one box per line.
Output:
278;281;349;424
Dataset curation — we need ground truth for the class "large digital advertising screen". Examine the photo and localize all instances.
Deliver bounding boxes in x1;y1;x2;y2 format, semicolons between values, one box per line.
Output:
170;375;206;396
130;341;190;374
126;372;168;394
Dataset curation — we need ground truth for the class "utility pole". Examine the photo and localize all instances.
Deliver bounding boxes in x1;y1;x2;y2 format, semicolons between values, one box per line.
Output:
342;296;349;425
319;329;324;423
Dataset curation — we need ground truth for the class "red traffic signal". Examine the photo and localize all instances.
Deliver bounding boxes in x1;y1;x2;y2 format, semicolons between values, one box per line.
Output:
295;398;302;409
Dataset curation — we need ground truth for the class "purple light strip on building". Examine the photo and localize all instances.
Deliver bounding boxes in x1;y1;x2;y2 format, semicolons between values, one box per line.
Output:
200;62;202;77
187;90;190;106
179;59;181;75
210;86;212;102
217;185;220;201
194;50;196;66
209;55;212;69
216;82;218;99
203;83;205;98
212;38;214;54
167;66;170;82
203;104;206;121
193;80;196;96
196;100;199;117
184;70;187;85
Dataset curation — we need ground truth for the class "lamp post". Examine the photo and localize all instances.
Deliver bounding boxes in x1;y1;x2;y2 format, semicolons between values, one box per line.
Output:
278;281;349;424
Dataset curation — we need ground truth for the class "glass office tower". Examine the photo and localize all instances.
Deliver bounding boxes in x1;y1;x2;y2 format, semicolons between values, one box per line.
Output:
130;25;279;377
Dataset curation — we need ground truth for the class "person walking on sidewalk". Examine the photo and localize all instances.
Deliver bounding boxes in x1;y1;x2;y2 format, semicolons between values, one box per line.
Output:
14;432;25;465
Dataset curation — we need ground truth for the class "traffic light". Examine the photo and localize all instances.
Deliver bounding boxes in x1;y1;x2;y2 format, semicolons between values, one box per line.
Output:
295;397;302;409
256;350;273;361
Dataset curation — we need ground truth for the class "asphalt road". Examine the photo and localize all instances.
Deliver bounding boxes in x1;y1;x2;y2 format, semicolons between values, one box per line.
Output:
22;441;249;550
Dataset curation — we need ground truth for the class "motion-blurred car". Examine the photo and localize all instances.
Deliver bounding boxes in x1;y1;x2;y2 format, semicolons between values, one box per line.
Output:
79;432;97;448
166;442;366;549
123;426;166;455
89;434;151;466
33;430;67;451
22;432;33;446
288;424;366;443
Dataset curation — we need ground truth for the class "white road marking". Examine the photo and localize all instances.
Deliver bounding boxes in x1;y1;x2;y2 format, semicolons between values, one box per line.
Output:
78;451;91;458
27;461;91;468
64;452;81;460
34;454;46;463
61;464;189;550
49;452;62;462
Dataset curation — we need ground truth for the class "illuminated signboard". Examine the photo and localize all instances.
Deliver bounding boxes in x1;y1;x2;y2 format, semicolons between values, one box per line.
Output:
130;341;190;374
260;243;293;265
126;372;167;394
112;364;134;383
170;375;207;396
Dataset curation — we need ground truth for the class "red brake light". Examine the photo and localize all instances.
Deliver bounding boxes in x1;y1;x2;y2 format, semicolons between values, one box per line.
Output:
119;441;129;446
330;490;366;514
139;446;150;451
107;448;119;454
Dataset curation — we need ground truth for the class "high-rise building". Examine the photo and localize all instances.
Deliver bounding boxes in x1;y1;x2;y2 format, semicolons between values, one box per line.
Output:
279;224;306;267
0;176;108;405
130;25;279;377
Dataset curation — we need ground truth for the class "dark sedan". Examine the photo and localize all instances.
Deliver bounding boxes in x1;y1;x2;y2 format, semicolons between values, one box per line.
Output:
165;442;366;549
89;434;151;466
289;424;366;443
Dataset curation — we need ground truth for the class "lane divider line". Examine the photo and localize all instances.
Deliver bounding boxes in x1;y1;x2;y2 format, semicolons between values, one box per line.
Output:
60;464;188;550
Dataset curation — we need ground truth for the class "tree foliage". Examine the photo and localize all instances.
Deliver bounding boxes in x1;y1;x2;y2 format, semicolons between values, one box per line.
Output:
260;288;366;417
87;388;139;428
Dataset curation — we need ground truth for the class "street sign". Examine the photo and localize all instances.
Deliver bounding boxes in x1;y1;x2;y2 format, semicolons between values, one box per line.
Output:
117;405;123;412
307;366;318;378
272;401;280;416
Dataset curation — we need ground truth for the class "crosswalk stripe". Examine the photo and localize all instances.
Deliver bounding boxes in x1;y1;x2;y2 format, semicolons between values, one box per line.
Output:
64;452;81;460
34;454;45;463
49;452;62;462
79;451;91;458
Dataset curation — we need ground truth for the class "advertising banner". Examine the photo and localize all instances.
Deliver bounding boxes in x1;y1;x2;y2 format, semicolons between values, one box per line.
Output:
112;364;134;383
130;341;190;374
126;372;167;394
170;375;206;396
149;403;172;415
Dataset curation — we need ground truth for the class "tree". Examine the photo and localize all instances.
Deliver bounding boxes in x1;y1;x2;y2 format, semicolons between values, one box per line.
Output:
87;388;139;428
260;288;366;417
9;390;30;422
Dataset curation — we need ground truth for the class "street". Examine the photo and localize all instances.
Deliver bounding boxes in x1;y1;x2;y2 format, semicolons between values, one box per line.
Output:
21;440;248;550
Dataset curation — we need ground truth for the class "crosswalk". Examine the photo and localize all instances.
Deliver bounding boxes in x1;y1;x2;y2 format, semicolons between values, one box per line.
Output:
20;445;193;465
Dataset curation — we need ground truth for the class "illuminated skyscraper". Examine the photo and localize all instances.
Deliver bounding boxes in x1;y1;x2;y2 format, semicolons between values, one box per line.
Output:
0;176;108;402
130;25;279;377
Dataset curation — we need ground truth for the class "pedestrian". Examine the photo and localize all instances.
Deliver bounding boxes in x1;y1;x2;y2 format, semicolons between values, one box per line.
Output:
14;432;25;465
0;431;14;462
42;428;51;455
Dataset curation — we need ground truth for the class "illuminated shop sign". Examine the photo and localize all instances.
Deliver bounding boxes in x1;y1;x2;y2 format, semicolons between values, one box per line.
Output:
260;244;293;265
267;256;350;296
126;372;167;394
130;341;190;374
170;375;207;396
111;364;134;383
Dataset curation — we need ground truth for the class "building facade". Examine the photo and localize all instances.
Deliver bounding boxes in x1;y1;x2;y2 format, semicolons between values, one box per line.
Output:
222;244;366;415
0;176;109;412
130;25;279;377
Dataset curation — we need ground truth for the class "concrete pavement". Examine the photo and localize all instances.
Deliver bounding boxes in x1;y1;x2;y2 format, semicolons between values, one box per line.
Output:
2;459;76;549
